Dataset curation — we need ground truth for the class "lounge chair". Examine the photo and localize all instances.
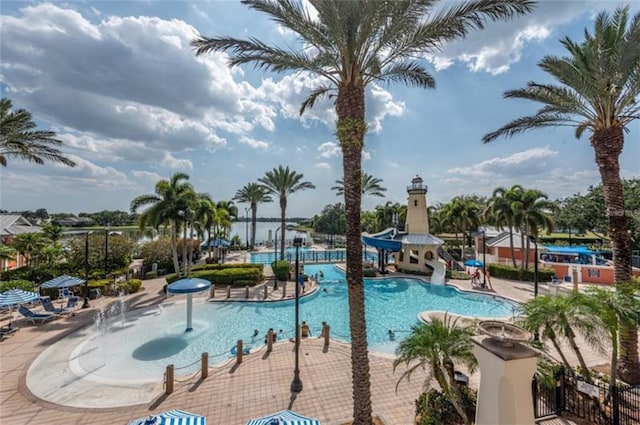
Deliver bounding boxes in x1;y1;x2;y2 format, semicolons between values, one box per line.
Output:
0;325;18;339
18;306;55;324
65;296;79;310
40;297;72;315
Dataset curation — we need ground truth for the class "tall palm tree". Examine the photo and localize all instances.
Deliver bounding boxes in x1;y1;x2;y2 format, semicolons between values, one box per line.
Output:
215;200;238;229
193;2;534;421
0;98;76;167
444;196;481;260
193;193;216;259
394;314;477;425
234;183;273;249
483;6;640;382
332;172;387;198
511;188;554;269
257;166;315;259
485;185;523;267
130;173;196;277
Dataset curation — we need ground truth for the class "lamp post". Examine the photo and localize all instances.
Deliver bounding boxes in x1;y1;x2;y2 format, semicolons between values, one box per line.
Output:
82;232;91;309
104;223;110;279
482;230;487;288
532;234;539;341
273;226;281;290
290;237;303;393
245;207;250;250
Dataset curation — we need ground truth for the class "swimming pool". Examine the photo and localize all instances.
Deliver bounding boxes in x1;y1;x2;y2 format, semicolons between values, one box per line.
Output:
250;248;379;264
41;264;518;385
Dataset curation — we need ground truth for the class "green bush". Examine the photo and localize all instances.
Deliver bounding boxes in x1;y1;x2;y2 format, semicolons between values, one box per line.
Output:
116;279;142;294
165;268;263;286
487;264;555;282
193;263;263;271
451;271;471;280
0;279;34;292
271;260;290;281
416;387;477;425
363;268;376;277
144;271;157;280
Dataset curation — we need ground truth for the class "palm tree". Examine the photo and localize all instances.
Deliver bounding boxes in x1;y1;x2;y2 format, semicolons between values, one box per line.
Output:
486;185;523;268
517;294;601;383
41;223;63;242
193;193;216;260
233;183;273;249
130;173;196;277
511;188;555;269
394;314;477;425
482;6;639;382
257;166;315;259
193;2;534;421
444;196;481;260
332;172;387;198
0;98;76;167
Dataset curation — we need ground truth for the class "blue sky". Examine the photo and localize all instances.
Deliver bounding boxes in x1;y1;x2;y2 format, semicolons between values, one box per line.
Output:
1;1;638;218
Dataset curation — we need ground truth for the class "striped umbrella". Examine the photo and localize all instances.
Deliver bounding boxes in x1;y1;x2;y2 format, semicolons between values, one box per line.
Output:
40;275;85;289
246;410;320;425
0;288;40;327
128;409;206;425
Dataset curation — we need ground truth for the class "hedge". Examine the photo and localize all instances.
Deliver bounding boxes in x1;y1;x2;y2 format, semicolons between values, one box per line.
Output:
165;268;263;286
193;263;263;272
363;268;376;277
271;260;290;281
487;264;555;282
116;279;142;294
0;279;34;293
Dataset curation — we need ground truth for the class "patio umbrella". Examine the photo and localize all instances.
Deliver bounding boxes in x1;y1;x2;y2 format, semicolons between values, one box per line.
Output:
128;409;206;425
40;274;85;289
0;288;40;327
200;237;231;248
464;259;484;268
246;409;320;425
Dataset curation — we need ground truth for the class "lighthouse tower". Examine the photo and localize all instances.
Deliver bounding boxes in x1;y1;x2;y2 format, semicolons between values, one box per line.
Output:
405;175;429;234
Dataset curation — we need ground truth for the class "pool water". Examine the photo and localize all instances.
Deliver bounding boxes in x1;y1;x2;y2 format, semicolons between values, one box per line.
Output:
67;264;518;381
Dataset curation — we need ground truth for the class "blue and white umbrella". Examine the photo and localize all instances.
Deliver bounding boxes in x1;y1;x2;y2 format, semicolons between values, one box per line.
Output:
0;288;40;326
40;274;85;289
246;410;320;425
128;409;206;425
464;259;484;268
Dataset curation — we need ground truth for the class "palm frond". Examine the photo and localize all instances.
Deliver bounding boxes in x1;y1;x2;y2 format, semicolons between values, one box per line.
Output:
483;113;579;143
370;61;435;88
300;85;334;115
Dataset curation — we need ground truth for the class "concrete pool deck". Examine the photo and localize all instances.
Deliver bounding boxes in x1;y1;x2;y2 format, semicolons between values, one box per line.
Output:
1;267;610;424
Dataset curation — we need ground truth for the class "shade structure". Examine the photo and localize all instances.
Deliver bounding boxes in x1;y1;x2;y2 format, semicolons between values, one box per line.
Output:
0;288;40;307
128;409;206;425
0;288;40;327
246;409;320;425
40;274;85;289
464;259;484;267
167;278;211;332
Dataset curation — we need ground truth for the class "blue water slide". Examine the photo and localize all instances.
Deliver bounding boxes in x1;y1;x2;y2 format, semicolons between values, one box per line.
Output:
361;228;402;252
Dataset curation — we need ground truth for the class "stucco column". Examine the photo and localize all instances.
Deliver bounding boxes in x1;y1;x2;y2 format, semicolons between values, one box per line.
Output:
186;293;193;332
472;336;538;425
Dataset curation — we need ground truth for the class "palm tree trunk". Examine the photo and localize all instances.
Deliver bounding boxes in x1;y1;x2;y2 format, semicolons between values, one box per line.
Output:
279;196;286;261
567;329;592;382
171;221;180;276
337;83;372;425
519;230;526;271
549;332;574;376
251;203;257;250
592;127;638;384
509;227;517;267
525;225;530;270
182;222;188;276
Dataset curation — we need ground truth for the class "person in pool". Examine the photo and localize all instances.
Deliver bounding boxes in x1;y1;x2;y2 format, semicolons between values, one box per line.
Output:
388;329;395;341
319;270;324;278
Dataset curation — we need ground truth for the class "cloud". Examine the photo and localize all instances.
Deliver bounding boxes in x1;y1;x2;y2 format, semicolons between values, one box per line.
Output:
239;136;269;150
424;1;622;75
448;146;559;177
314;162;330;169
317;142;341;158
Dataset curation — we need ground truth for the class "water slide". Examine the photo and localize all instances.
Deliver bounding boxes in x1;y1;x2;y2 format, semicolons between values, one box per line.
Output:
361;228;402;252
425;259;446;285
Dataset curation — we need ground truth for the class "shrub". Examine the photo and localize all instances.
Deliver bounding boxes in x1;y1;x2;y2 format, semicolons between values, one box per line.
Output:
363;268;376;277
451;271;471;280
272;260;290;281
165;268;263;286
144;271;158;280
0;279;34;292
116;279;142;294
416;387;477;425
487;264;555;282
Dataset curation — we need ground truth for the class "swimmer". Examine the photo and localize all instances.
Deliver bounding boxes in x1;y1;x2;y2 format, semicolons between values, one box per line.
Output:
253;329;259;337
388;329;395;341
323;288;328;293
319;270;324;278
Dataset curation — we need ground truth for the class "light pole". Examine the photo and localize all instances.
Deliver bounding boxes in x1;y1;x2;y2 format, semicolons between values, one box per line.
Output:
104;223;110;279
532;233;539;341
245;207;249;250
482;230;487;288
273;226;281;290
290;237;303;393
82;232;91;309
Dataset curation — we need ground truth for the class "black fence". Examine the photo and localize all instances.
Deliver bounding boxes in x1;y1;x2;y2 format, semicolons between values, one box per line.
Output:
533;368;640;425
